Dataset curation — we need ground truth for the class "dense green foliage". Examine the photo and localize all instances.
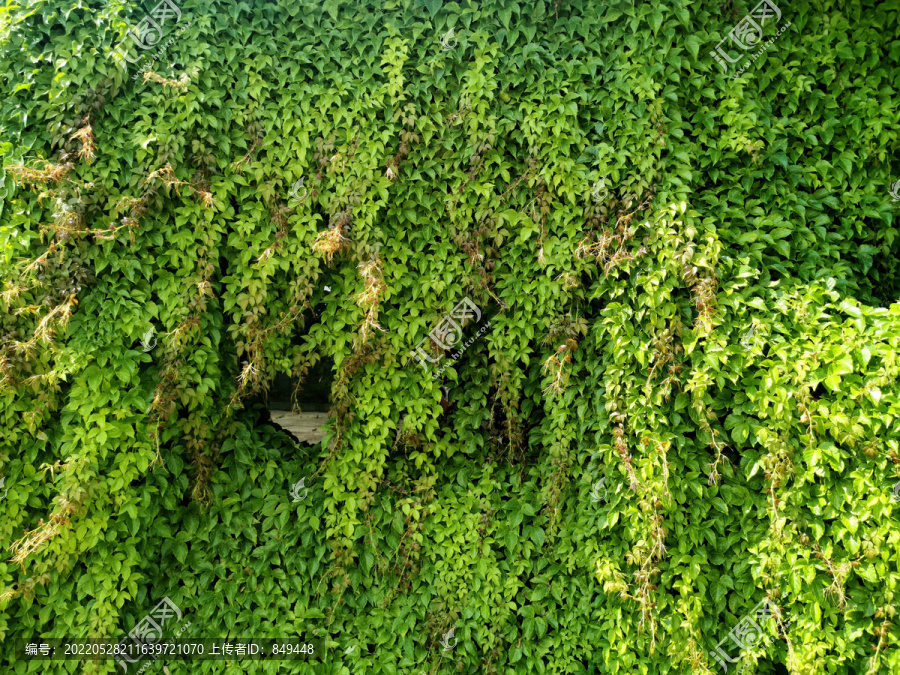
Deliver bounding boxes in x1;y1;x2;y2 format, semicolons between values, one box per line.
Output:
2;0;900;673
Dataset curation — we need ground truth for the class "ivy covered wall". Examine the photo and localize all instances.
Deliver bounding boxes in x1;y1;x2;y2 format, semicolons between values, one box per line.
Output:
1;0;900;673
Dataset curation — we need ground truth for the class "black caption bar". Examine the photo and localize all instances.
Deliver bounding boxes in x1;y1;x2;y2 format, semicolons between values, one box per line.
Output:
15;638;323;661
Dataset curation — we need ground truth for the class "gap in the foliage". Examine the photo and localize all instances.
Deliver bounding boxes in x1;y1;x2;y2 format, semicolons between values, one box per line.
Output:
722;443;741;466
250;364;334;446
769;659;789;674
266;364;333;412
809;382;827;400
862;247;900;307
242;287;336;443
217;253;230;281
257;291;336;414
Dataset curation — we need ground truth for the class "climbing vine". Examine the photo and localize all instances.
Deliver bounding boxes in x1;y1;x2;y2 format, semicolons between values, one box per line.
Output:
1;1;900;674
